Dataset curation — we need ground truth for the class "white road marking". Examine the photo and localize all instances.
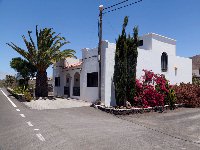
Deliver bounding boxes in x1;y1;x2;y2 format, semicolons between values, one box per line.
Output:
34;129;39;131
1;89;45;142
1;90;17;107
20;114;25;118
27;121;33;127
36;133;45;141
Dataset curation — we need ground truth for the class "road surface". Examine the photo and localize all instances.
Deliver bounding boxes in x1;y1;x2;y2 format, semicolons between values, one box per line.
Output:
0;88;200;150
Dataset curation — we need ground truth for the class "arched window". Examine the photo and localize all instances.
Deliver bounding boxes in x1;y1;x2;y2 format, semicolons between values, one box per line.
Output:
161;52;168;72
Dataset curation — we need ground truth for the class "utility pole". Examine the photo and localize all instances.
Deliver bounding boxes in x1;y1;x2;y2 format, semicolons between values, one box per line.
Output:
97;1;142;103
98;5;103;101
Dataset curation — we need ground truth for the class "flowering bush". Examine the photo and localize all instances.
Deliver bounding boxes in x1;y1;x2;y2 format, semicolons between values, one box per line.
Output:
134;70;176;109
173;83;200;107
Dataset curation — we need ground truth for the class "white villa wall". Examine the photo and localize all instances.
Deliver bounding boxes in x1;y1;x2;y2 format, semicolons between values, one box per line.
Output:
53;65;64;97
53;58;81;99
80;48;99;103
136;33;191;84
64;69;81;99
137;50;192;84
139;33;152;50
53;67;81;99
152;38;176;56
102;33;192;106
53;33;192;107
101;41;116;106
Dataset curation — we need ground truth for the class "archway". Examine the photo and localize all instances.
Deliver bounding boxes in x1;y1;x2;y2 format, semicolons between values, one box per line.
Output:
64;74;71;97
73;72;80;96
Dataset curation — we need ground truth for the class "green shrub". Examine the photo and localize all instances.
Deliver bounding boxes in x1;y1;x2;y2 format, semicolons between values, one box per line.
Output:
24;91;32;102
12;86;33;101
13;86;28;94
166;89;177;109
193;76;200;86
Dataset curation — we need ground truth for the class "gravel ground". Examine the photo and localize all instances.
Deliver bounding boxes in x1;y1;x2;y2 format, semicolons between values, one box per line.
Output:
23;98;91;110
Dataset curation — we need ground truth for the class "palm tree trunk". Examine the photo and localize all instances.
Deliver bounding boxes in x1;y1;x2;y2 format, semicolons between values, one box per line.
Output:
35;71;48;97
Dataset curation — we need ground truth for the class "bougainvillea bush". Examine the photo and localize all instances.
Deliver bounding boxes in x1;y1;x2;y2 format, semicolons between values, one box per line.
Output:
134;70;176;109
173;83;200;107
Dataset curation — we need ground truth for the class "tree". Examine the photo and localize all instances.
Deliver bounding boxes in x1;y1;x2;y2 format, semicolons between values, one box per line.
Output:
0;79;5;87
113;16;139;106
10;57;37;87
4;75;16;87
7;26;76;97
126;27;139;105
114;16;128;106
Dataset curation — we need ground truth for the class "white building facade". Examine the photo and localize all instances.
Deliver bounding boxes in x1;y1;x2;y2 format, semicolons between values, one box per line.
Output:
53;33;192;106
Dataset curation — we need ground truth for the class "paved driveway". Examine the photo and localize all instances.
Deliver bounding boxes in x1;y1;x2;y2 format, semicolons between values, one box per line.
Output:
119;108;200;147
0;88;200;150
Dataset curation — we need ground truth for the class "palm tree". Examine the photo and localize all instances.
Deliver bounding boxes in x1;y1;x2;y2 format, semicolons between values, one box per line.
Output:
7;26;76;97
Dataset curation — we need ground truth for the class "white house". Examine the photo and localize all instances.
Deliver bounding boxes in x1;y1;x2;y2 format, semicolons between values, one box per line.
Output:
53;33;192;106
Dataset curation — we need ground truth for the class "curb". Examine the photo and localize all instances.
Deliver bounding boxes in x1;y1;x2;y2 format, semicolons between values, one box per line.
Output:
94;104;185;115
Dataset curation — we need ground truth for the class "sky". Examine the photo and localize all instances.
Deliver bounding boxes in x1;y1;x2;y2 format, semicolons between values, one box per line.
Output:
0;0;200;79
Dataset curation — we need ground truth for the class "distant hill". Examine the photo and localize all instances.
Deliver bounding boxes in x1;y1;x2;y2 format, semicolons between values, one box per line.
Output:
191;55;200;70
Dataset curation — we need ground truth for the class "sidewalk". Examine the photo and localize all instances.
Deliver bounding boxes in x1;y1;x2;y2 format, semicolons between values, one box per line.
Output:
23;98;91;110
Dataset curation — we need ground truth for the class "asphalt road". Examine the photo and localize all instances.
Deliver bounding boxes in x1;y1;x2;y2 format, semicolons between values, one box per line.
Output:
0;87;200;150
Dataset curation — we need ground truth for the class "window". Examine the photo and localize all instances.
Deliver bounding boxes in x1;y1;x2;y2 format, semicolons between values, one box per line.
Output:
73;72;80;87
55;77;60;87
87;72;98;87
66;78;69;83
175;67;178;76
139;40;143;46
161;52;168;72
73;72;80;96
66;74;70;86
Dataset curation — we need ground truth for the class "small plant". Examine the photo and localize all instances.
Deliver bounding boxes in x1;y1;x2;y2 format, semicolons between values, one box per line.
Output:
166;89;177;109
12;85;33;102
193;76;200;86
24;91;33;102
13;85;28;94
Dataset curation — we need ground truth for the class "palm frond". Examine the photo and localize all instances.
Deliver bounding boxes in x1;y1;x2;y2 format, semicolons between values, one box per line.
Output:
8;25;76;71
7;42;30;61
28;31;36;49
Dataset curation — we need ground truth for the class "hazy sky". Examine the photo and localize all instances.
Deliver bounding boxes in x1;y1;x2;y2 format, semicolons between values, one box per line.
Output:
0;0;200;79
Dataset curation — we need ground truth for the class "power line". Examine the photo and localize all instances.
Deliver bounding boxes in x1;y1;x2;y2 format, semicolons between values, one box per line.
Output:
103;0;143;14
103;0;129;10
